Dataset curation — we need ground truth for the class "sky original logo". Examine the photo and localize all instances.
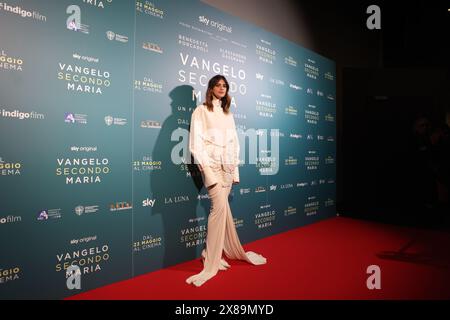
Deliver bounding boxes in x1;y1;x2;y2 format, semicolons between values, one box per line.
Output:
72;53;99;63
198;15;232;33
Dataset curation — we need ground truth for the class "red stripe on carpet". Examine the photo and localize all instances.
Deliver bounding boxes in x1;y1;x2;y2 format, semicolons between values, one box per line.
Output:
66;217;450;300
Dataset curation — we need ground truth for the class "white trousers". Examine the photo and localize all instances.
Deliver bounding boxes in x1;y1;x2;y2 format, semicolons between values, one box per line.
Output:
186;182;267;287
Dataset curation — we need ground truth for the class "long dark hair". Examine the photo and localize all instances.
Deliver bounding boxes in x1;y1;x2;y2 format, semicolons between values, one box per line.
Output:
203;75;231;114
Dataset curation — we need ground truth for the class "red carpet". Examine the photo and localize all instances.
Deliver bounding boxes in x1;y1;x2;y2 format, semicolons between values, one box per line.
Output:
67;217;450;300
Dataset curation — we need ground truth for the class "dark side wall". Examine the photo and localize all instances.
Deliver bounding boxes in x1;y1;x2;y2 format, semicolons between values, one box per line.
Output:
202;0;450;225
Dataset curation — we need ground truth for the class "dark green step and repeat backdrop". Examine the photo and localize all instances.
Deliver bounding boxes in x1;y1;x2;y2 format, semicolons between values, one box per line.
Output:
0;0;336;299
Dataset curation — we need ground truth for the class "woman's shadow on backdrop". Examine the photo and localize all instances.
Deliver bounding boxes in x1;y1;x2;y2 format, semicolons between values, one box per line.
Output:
149;85;211;270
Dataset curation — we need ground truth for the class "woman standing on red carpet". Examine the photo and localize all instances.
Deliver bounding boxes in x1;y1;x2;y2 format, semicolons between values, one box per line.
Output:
186;74;267;287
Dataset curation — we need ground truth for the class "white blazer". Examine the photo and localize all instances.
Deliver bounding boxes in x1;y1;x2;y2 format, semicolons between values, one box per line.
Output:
189;99;240;188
